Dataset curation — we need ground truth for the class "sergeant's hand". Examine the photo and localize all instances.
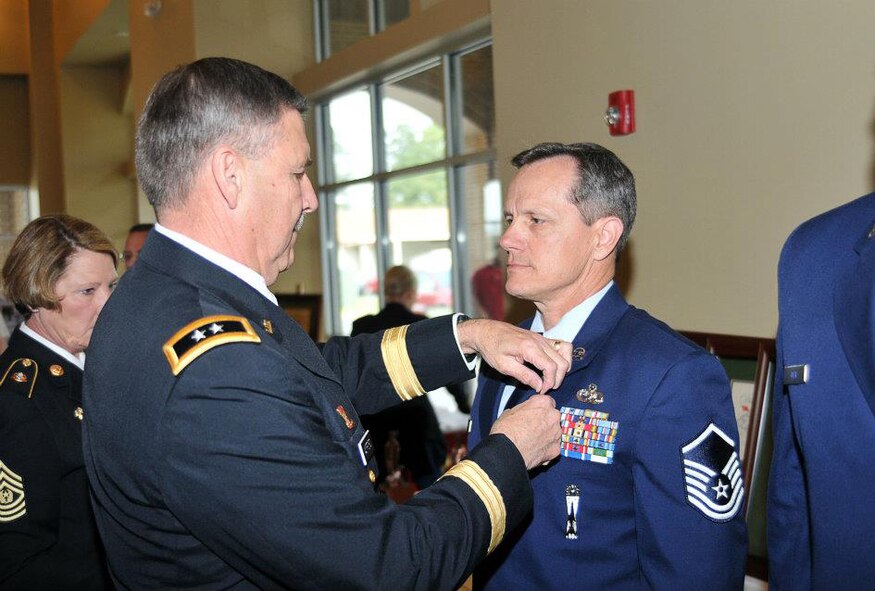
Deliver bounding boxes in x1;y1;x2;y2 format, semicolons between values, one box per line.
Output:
457;319;572;393
491;394;561;469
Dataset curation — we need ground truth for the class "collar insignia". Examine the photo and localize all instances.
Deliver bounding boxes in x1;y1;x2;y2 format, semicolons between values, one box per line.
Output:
262;319;274;334
49;364;64;377
572;347;586;360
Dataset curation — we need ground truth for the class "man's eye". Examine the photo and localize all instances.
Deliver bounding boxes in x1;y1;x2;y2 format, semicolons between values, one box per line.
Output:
80;288;95;295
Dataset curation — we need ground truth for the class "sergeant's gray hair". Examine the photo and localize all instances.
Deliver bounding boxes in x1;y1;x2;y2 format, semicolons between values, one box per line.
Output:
135;57;308;212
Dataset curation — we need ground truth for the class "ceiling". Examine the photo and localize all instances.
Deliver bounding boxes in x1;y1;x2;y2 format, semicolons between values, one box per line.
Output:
64;0;130;66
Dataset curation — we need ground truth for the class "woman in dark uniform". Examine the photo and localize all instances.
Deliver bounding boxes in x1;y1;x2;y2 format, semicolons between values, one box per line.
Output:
0;214;117;589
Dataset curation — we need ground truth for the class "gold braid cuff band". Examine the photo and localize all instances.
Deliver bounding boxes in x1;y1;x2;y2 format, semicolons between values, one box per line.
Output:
380;325;425;401
441;459;506;554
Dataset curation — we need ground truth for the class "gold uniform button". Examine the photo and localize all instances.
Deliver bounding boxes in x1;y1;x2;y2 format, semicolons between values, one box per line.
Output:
368;470;377;483
21;359;32;367
74;407;84;421
50;364;64;377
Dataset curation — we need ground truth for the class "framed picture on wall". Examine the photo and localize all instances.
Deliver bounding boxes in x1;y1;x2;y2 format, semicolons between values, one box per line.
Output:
276;294;322;341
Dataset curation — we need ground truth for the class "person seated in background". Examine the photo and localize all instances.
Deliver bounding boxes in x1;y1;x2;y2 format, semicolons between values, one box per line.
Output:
0;214;117;589
353;265;469;489
122;222;154;269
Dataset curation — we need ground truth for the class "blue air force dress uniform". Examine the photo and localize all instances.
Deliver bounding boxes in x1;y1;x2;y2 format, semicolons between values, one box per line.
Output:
468;284;748;590
768;192;875;590
0;327;110;590
82;228;533;590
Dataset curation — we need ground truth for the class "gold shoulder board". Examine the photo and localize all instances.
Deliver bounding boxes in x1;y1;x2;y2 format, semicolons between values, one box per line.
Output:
163;315;261;376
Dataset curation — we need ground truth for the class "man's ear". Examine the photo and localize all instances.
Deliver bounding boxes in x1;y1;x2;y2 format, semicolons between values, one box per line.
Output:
210;146;243;210
593;216;624;261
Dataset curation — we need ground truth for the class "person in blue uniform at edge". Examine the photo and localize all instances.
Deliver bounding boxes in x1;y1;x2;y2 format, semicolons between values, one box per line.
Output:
0;214;118;590
467;142;748;590
352;265;470;490
82;57;575;591
768;192;875;590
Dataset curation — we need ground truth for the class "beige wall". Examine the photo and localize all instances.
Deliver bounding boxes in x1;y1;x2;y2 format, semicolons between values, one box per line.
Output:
192;0;318;296
492;0;875;337
60;65;137;250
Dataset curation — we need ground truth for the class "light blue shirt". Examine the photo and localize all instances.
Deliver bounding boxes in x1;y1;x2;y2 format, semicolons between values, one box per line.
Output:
496;280;613;416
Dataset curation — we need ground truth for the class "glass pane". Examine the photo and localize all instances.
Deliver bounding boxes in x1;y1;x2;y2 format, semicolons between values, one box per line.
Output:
458;45;494;153
378;0;409;29
382;64;446;172
386;170;452;317
334;182;378;335
460;163;504;320
325;0;370;56
327;89;373;183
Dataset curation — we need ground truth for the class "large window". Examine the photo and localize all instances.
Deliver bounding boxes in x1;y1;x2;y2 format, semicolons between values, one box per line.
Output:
315;0;412;60
317;42;498;335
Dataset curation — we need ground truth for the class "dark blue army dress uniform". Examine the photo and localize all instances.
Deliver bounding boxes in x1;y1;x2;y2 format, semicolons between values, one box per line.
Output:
769;192;875;590
0;328;110;590
82;230;534;590
468;284;748;590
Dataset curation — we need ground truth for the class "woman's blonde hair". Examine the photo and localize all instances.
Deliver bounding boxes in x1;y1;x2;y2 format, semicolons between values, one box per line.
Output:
2;214;117;317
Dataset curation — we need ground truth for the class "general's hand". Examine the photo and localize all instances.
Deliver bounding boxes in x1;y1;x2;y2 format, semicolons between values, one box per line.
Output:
457;319;572;393
491;394;561;469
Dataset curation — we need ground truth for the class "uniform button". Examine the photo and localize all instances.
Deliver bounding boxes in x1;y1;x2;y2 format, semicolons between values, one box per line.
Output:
74;407;84;421
50;364;64;376
368;470;377;483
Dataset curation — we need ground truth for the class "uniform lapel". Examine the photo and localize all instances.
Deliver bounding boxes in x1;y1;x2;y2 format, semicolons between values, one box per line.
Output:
834;223;875;418
551;284;629;408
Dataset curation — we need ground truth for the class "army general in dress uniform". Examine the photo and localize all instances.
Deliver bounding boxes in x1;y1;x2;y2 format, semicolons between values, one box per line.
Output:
467;143;748;590
82;57;571;590
0;215;117;589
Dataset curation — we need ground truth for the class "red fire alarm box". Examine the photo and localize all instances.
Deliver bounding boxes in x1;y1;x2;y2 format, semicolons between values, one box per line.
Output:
605;90;635;136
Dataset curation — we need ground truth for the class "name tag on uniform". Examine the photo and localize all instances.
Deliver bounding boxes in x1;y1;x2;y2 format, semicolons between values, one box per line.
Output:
783;364;808;386
358;430;375;466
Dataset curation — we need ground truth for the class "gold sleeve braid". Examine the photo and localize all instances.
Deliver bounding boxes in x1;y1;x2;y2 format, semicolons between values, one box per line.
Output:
380;325;425;401
440;460;506;554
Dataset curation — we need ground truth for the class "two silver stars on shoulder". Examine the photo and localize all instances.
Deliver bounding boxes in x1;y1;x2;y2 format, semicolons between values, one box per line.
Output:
190;323;225;342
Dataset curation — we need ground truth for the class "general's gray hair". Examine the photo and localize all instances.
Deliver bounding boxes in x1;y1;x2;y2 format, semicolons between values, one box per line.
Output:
135;57;308;212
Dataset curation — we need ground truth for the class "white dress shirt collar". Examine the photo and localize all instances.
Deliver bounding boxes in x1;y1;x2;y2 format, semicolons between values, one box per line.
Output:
19;322;85;370
530;280;614;340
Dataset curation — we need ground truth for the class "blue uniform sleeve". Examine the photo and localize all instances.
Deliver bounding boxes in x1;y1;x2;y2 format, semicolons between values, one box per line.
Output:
158;340;531;591
766;328;812;590
633;351;748;590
